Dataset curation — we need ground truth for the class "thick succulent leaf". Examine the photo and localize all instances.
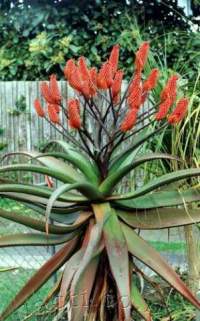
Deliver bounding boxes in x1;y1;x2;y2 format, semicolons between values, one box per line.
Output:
113;168;200;201
43;140;100;179
45;183;102;231
92;203;130;321
0;208;91;234
117;207;200;229
71;223;103;292
48;212;80;224
71;254;100;321
0;164;78;184
109;126;161;172
113;188;200;210
104;206;130;320
100;153;178;196
16;200;87;225
20;200;88;215
70;223;103;321
20;202;85;224
2;151;83;182
131;274;152;321
0;231;78;247
58;249;83;309
122;223;200;309
0;184;87;203
109;146;141;175
88;268;105;320
34;152;100;185
0;237;78;321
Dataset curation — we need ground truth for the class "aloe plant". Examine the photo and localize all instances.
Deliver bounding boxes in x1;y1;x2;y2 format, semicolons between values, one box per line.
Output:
0;43;200;321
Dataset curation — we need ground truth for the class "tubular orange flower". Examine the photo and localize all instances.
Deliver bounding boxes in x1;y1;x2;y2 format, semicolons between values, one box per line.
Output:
89;67;97;96
160;75;179;102
81;82;91;100
155;97;172;120
127;85;142;109
96;72;107;89
68;98;81;129
40;82;55;104
128;71;142;95
109;44;120;74
168;98;189;124
50;104;60;113
78;57;90;82
68;66;83;93
97;62;113;89
64;59;76;80
34;99;45;117
120;108;138;132
135;42;150;72
47;104;60;124
49;74;61;105
111;70;124;100
143;68;159;91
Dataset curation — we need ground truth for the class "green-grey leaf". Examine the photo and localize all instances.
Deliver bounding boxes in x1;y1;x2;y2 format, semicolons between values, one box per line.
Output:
113;188;200;210
122;222;200;309
100;153;178;196
114;168;200;200
0;231;78;247
117;207;200;229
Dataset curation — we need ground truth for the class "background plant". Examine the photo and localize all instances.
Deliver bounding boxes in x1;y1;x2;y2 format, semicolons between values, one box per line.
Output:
0;0;199;82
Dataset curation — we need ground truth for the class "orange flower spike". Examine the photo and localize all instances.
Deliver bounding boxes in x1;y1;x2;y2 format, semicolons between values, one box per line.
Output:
68;66;83;93
81;82;91;99
40;82;55;104
97;62;113;89
127;85;142;109
51;104;60;113
128;71;142;95
135;42;150;72
120;109;138;132
143;68;159;91
160;75;179;101
168;98;189;124
47;104;60;124
49;74;61;105
109;44;120;74
78;56;90;82
68;98;81;129
34;99;45;117
111;70;124;99
97;65;108;89
64;59;76;80
97;72;107;90
103;62;114;88
155;97;172;120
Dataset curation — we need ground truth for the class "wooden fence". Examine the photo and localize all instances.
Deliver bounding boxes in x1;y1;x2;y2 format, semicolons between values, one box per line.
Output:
0;81;77;153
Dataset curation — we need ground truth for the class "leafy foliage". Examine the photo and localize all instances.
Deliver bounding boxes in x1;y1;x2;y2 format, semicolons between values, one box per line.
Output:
0;0;199;81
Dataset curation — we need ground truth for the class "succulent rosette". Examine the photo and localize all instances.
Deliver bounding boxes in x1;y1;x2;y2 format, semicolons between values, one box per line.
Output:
0;42;200;321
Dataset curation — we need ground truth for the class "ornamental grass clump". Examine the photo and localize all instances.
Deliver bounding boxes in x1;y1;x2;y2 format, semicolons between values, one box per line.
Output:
0;42;200;321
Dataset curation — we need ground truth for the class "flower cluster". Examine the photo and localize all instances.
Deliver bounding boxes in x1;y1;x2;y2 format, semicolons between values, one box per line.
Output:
33;42;189;155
